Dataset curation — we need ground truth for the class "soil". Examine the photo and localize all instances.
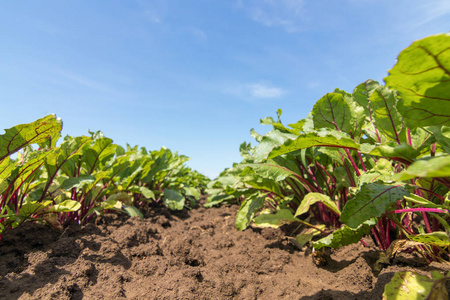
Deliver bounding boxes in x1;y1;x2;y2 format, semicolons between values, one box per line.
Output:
1;199;450;300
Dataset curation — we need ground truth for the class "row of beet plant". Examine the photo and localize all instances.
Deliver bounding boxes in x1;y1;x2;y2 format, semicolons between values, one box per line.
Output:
207;33;450;262
0;118;209;236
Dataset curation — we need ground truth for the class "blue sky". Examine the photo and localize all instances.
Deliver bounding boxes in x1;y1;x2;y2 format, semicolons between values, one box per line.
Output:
1;1;449;179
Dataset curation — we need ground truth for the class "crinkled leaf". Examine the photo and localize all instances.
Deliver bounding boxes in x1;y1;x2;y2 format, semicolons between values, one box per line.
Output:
260;129;359;162
106;192;132;205
139;186;156;200
295;193;340;217
122;204;144;219
18;200;53;217
9;151;49;196
352;79;380;109
49;200;81;213
82;137;116;172
0;157;16;194
288;119;306;134
369;86;404;143
235;194;265;230
45;136;92;179
392;155;450;180
312;92;353;133
250;128;263;143
240;163;294;182
252;129;298;162
428;126;450;154
183;186;200;200
253;209;299;228
0;114;62;161
358;158;396;186
313;218;376;250
163;188;185;210
205;194;236;207
334;88;366;139
318;147;347;165
384;33;450;127
294;225;326;248
60;175;96;191
334;166;354;189
364;142;420;162
382;271;448;300
408;232;450;247
340;183;410;228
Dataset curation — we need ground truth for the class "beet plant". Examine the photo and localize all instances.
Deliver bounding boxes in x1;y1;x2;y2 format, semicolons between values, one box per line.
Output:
207;33;450;262
0;117;209;236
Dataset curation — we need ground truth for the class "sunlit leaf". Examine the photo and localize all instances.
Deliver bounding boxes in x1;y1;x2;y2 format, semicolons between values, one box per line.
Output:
393;155;450;180
313;219;376;249
0;114;62;161
340;183;410;228
384;33;450;127
163;188;185;210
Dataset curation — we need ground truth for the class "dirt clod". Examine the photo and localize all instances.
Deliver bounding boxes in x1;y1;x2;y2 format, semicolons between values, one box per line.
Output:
1;201;449;299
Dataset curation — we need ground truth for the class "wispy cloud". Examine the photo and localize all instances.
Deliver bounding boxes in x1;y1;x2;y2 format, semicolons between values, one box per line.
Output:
410;1;450;29
248;83;284;98
224;81;285;100
390;0;450;39
236;0;306;32
52;68;116;93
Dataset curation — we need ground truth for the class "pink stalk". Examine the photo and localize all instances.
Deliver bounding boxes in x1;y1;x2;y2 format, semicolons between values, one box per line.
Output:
344;148;361;177
357;152;367;172
385;207;449;214
371;227;386;251
407;127;412;146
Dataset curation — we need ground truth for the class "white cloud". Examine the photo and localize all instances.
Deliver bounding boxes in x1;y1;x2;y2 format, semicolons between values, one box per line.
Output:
223;81;285;99
248;83;284;98
236;0;306;32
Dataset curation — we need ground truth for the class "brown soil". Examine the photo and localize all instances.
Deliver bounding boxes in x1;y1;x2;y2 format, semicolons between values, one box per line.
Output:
1;200;449;300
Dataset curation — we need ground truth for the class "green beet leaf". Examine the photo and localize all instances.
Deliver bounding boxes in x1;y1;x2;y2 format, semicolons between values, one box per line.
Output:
235;194;265;230
17;200;53;217
313;218;376;250
8;151;49;197
49;200;82;213
352;79;380;109
60;175;96;191
163;188;185;210
82;136;116;173
384;33;450;127
240;163;294;182
408;232;450;247
252;129;298;162
295;193;340;217
365;142;420;163
262;129;359;161
204;194;236;208
382;271;449;300
253;209;299;228
0;114;62;161
340;183;410;228
369;86;404;143
139;186;156;200
311;92;353;133
122;205;144;219
428;126;450;154
392;155;450;180
45;136;92;181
